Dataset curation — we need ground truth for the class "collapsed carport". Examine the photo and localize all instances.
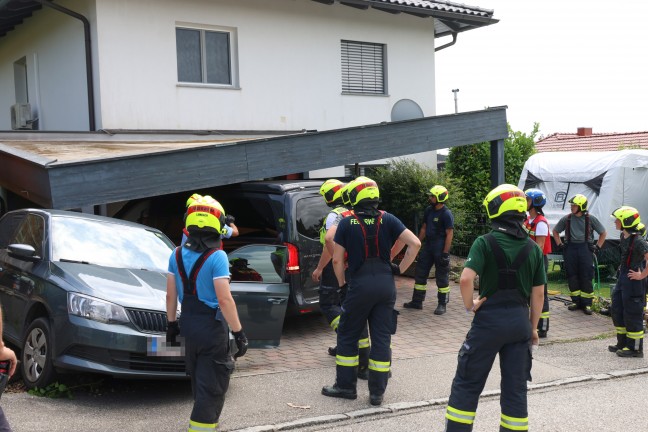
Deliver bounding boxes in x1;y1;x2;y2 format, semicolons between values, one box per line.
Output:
0;107;508;213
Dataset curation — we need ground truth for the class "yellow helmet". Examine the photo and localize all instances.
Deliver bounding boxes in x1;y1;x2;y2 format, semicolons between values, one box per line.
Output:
637;222;646;236
320;179;344;205
186;193;202;208
201;195;226;214
483;184;527;219
611;206;641;229
340;182;353;206
185;196;226;235
348;176;380;207
568;194;588;212
429;185;449;203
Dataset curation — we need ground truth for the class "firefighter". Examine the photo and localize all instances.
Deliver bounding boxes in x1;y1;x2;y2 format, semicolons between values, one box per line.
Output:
166;196;248;432
552;194;607;315
524;188;551;337
182;194;238;245
322;177;421;406
403;185;454;314
607;206;648;358
312;180;370;379
444;184;545;432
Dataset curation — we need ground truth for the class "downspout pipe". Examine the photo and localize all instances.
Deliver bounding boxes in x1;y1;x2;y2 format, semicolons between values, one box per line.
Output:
36;0;96;131
435;32;457;52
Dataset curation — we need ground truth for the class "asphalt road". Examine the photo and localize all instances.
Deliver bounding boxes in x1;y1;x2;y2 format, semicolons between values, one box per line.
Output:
2;336;647;431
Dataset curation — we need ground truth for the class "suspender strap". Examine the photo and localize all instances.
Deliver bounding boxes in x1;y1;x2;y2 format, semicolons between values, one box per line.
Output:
565;213;591;244
175;247;219;296
626;234;636;268
351;211;384;259
484;233;535;291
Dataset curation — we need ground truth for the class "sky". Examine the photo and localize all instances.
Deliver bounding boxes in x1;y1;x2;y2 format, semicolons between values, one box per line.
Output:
434;0;648;139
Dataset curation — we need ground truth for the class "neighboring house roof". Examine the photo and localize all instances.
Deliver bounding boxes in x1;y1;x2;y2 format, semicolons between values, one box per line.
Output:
535;128;648;153
0;0;497;38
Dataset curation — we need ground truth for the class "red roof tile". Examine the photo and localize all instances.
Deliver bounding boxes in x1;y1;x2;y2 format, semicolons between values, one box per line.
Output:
536;131;648;153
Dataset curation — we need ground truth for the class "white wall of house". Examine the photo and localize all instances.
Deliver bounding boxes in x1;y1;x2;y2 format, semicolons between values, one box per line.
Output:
0;0;438;169
0;0;95;131
93;0;436;132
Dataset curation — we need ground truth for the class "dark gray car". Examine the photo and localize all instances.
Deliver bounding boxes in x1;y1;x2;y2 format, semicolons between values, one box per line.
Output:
0;209;288;389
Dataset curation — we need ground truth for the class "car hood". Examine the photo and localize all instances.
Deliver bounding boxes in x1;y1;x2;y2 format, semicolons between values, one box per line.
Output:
52;262;168;311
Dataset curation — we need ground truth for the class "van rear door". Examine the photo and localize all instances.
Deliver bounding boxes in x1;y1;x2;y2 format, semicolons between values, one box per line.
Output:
228;245;289;348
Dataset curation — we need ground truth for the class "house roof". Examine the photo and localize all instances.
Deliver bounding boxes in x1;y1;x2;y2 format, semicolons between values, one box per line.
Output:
0;0;497;38
536;130;648;153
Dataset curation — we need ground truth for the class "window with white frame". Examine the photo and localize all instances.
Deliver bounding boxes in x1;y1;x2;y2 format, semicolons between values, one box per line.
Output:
176;26;237;86
341;40;386;95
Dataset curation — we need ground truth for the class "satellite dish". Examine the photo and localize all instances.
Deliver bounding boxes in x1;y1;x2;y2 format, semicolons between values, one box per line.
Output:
391;99;424;122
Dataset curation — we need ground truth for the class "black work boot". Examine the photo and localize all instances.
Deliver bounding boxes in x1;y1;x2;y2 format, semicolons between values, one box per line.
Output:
328;346;337;357
567;303;580;311
403;301;422;310
322;384;357;400
434;303;446;315
583;306;593;315
369;394;384;406
538;330;548;338
616;348;644;358
608;334;626;353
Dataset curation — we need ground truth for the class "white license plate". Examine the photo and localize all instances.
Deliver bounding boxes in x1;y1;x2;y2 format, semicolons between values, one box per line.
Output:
146;336;185;357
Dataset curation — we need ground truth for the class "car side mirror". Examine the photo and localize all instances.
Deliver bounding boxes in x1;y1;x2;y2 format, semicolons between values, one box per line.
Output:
7;244;41;262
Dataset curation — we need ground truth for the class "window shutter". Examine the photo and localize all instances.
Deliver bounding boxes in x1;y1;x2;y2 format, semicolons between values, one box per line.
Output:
341;40;385;95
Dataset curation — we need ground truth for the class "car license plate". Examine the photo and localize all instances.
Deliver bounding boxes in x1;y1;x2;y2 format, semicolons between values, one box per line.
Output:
146;336;185;357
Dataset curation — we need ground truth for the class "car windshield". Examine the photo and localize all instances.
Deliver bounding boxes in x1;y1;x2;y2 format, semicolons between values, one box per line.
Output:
51;216;175;272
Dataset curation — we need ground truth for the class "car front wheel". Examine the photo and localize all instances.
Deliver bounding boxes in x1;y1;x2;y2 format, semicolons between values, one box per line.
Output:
21;317;57;389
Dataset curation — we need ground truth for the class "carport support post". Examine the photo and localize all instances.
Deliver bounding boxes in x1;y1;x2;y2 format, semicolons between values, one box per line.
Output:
490;139;505;188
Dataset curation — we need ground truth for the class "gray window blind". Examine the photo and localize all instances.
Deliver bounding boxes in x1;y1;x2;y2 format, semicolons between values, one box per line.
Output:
341;40;385;95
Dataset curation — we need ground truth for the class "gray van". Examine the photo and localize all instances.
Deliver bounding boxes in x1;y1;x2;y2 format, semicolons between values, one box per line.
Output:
116;180;330;316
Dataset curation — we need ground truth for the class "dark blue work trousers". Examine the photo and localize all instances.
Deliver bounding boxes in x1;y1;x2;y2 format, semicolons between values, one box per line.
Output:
336;258;395;396
611;267;646;352
564;242;594;307
445;290;532;431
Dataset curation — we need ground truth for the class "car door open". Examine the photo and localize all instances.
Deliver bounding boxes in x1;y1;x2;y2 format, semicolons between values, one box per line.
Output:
228;245;289;348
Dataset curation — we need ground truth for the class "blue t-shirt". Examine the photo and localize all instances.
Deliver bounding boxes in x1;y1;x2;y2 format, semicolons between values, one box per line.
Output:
168;247;230;309
334;211;406;274
424;205;454;240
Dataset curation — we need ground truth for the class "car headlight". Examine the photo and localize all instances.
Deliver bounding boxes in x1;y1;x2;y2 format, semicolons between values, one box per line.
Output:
68;292;130;324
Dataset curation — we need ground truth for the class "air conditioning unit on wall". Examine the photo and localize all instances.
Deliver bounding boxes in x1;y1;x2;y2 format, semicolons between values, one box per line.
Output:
10;103;33;130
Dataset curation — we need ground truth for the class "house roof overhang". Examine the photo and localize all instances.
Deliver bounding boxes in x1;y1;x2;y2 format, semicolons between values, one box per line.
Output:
0;107;508;209
0;0;497;38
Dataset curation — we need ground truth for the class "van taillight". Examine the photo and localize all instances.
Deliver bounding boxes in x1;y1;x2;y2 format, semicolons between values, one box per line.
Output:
284;242;300;274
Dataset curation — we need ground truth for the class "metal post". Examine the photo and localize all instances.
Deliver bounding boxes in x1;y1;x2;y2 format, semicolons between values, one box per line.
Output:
452;89;459;114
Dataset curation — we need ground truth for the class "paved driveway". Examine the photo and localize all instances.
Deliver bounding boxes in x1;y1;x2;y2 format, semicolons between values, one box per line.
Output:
233;276;613;377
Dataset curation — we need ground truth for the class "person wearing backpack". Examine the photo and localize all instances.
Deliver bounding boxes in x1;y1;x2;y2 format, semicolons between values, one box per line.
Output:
552;194;607;315
444;184;545;432
166;197;248;432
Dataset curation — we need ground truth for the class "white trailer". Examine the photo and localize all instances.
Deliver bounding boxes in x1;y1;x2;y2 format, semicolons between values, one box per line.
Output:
518;149;648;238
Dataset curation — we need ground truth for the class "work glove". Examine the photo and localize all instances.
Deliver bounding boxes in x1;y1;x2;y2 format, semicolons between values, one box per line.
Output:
166;321;180;344
225;215;236;226
554;243;565;253
390;262;401;276
232;330;248;359
440;253;451;268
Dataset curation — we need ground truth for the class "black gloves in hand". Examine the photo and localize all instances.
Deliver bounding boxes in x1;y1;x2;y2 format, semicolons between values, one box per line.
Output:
555;243;565;252
166;321;180;344
440;253;451;267
225;215;236;226
232;330;248;359
390;262;401;276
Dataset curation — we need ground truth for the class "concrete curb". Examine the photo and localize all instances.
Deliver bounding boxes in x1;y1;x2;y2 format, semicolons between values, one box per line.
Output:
229;367;648;431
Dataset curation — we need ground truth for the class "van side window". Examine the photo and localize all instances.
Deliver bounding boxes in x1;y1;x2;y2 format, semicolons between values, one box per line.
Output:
219;197;278;237
296;197;329;240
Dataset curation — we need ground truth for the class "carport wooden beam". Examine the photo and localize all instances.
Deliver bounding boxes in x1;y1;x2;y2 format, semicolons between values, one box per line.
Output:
0;107;508;209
